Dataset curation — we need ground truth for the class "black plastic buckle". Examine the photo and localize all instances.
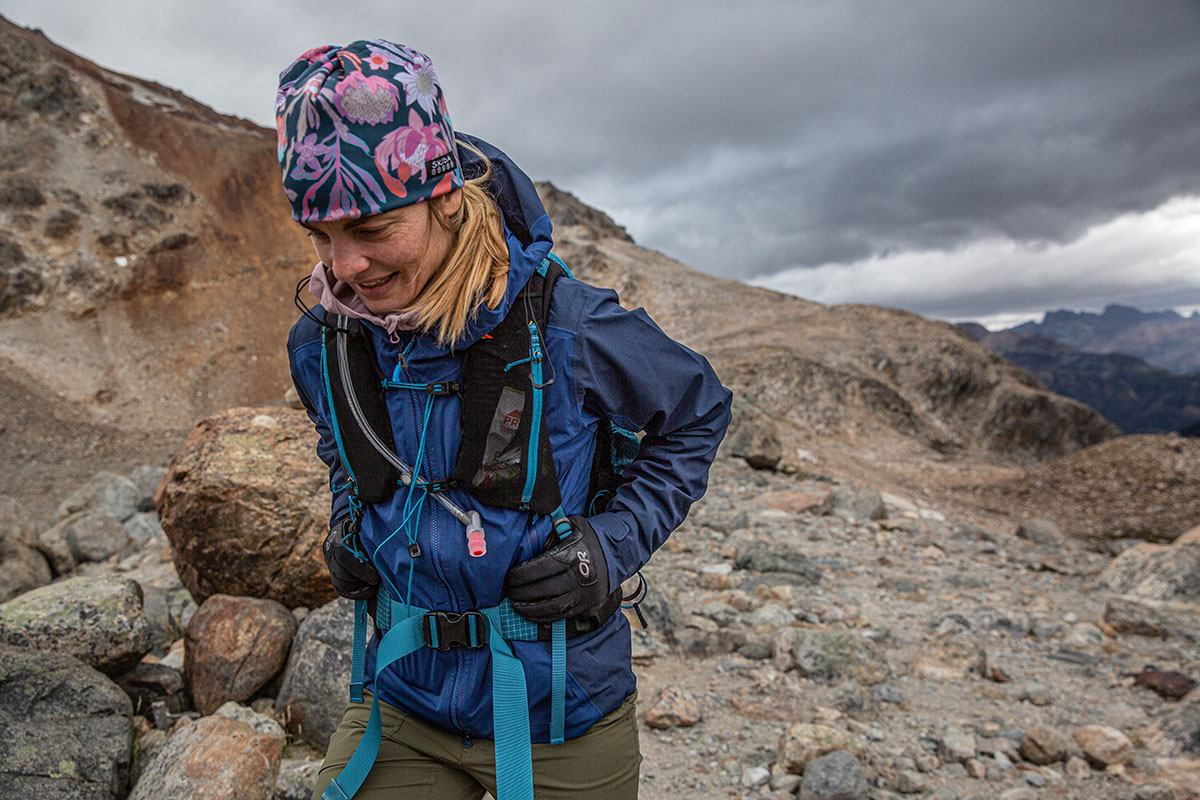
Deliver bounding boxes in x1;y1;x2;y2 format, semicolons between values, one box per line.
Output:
424;382;459;396
422;610;487;650
423;479;456;494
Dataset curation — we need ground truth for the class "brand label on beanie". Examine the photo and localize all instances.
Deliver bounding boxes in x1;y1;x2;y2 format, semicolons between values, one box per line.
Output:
426;154;457;180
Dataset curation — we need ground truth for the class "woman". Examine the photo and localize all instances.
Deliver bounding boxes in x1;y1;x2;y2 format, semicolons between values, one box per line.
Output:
279;40;731;800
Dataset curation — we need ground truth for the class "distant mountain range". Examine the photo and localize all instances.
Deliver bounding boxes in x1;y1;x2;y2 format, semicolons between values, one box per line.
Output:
1009;305;1200;374
962;305;1200;435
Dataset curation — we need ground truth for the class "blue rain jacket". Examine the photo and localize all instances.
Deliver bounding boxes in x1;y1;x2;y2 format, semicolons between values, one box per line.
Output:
287;136;732;742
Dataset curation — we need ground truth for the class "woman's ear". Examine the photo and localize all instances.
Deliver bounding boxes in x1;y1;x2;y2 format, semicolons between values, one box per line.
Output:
433;188;463;219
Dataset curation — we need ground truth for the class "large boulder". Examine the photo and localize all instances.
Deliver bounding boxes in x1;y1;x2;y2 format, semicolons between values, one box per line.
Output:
774;629;891;686
0;575;155;674
185;594;297;714
718;396;784;470
0;496;51;601
157;407;335;608
1096;540;1200;602
128;713;282;800
0;644;134;799
275;597;355;749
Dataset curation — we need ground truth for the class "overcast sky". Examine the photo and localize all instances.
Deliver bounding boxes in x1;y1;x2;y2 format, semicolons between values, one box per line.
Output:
3;0;1199;328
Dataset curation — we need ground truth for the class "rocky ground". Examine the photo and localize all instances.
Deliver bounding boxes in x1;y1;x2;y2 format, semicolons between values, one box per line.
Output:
0;441;1197;800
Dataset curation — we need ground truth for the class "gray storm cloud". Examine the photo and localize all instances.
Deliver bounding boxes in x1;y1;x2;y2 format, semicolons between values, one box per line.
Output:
3;0;1199;320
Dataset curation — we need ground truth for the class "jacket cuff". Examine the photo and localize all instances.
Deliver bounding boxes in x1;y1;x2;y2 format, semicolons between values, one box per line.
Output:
585;511;637;596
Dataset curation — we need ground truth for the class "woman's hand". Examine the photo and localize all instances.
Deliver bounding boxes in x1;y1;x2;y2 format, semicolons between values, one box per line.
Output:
323;516;381;601
505;516;610;624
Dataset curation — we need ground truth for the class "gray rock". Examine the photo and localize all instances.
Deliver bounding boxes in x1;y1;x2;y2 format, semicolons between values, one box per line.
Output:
830;485;885;522
55;471;140;523
1104;594;1200;641
736;542;823;584
1144;698;1200;761
275;758;321;800
770;773;802;793
895;768;926;794
799;749;868;799
38;511;129;573
0;644;134;799
938;726;977;763
0;575;155;674
1096;541;1200;603
696;600;740;627
742;765;771;788
127;465;167;512
124;512;165;545
748;601;796;628
930;605;1032;637
0;495;41;548
718;397;784;471
0;535;52;602
1016;518;1065;547
1020;724;1070;765
872;684;903;704
275;597;356;749
115;661;189;716
213;701;285;738
778;628;891;686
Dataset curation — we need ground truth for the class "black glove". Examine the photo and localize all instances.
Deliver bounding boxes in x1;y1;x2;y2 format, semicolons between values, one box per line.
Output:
506;516;610;624
322;516;380;601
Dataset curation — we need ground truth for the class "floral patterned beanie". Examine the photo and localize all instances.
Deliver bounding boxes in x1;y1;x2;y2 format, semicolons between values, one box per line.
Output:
275;40;464;223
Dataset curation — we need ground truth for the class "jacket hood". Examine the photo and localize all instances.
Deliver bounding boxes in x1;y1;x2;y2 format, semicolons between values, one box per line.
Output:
452;132;554;349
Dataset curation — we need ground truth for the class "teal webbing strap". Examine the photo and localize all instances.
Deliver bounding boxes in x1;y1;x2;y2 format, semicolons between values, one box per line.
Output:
550;620;566;745
521;323;544;507
375;594;392;630
480;605;535;800
350;600;368;704
325;606;536;800
323;613;428;800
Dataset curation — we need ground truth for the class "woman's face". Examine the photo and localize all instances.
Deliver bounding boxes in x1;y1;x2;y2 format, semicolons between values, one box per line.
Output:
302;191;461;314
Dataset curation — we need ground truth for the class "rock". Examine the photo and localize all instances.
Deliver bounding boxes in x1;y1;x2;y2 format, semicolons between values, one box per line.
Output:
643;685;701;729
0;575;155;674
275;598;355;749
718;397;783;470
124;512;165;545
1020;724;1071;764
771;773;803;793
213;701;285;738
0;536;52;603
978;736;1021;762
132;728;168;787
912;638;986;680
830;485;885;522
1096;541;1200;603
964;757;986;778
799;749;868;799
742;765;771;788
1124;668;1198;699
1135;784;1180;800
184;594;296;715
116;661;189;716
1020;681;1050;705
157;408;337;607
894;769;926;794
736;542;823;584
127;465;167;512
998;790;1038;800
1104;595;1200;641
930;605;1032;637
748;601;796;628
37;511;129;573
757;488;833;515
777;629;891;685
939;726;977;763
1144;699;1200;763
128;713;281;800
1016;518;1065;547
275;758;321;800
777;723;864;775
1064;622;1105;647
56;470;140;523
1072;724;1134;766
1064;754;1091;777
0;644;134;799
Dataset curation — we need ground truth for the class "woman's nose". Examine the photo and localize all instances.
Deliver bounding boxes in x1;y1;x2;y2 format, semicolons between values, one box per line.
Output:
328;238;369;281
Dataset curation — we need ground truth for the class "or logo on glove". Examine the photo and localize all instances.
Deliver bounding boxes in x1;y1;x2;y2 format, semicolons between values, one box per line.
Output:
323;516;381;601
505;516;610;624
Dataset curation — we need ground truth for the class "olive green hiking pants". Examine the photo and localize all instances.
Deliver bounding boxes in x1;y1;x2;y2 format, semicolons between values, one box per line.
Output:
312;692;641;800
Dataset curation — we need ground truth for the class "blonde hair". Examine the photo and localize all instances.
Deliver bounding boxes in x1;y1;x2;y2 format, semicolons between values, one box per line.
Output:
402;142;510;348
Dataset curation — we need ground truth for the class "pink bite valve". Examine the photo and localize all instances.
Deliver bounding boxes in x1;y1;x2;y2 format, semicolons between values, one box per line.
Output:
466;511;486;557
